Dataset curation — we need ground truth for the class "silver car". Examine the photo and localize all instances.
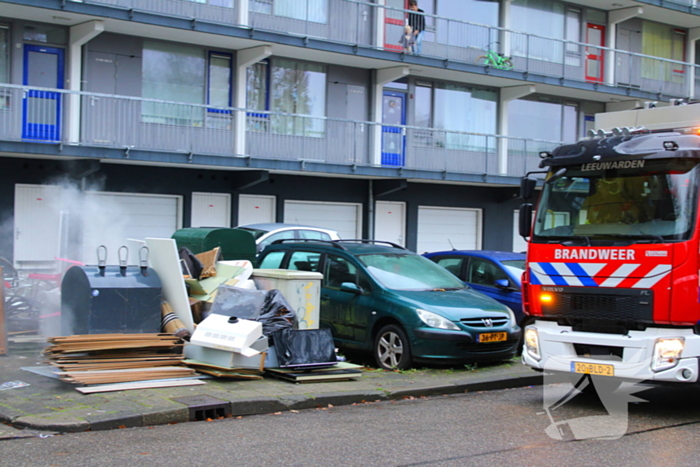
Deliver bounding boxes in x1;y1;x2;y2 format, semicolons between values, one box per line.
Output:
235;223;341;253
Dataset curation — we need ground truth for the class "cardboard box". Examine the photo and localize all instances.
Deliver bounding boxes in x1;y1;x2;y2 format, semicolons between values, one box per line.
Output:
184;336;269;369
190;315;263;357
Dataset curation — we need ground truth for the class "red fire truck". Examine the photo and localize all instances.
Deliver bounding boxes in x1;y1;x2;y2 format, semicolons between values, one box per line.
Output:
519;103;700;384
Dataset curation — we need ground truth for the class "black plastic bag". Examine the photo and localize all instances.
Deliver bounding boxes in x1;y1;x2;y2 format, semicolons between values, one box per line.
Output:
272;328;337;369
178;247;204;280
209;286;297;335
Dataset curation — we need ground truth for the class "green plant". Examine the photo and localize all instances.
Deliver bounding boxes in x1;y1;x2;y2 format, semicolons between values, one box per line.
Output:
464;362;479;371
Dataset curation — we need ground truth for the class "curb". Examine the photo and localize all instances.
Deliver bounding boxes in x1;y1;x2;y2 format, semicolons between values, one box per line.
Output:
6;374;543;433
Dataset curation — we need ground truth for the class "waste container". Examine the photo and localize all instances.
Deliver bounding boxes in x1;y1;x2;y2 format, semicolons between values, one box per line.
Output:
60;247;162;335
172;228;257;262
251;269;323;329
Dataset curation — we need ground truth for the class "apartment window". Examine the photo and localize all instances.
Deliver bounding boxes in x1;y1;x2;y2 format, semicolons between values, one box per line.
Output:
511;0;566;63
253;0;328;23
208;53;232;108
142;41;205;126
642;22;686;82
508;99;578;143
437;0;499;47
415;82;497;150
0;26;8;84
247;58;327;137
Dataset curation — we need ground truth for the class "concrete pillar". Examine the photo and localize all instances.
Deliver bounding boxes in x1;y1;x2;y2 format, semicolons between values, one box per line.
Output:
605;7;643;87
375;0;385;50
67;20;104;144
234;45;272;156
237;0;249;27
499;85;536;175
371;66;409;165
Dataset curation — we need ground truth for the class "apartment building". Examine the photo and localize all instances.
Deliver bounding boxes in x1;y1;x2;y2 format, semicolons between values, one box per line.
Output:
0;0;697;270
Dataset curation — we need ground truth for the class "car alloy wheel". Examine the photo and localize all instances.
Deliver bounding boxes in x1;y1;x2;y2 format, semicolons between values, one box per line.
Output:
374;324;412;370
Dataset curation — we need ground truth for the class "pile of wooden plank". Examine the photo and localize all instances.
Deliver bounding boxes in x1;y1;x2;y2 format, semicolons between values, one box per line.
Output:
265;362;364;383
44;333;195;385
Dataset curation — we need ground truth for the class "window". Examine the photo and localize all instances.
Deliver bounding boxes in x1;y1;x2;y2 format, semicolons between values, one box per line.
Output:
434;83;497;150
247;58;327;137
642;22;686;82
276;0;327;23
325;255;359;289
208;53;231;108
287;251;321;272
434;257;464;279
142;41;205;125
436;0;499;48
466;258;506;287
508;99;578;142
0;26;8;84
511;0;566;63
258;251;285;268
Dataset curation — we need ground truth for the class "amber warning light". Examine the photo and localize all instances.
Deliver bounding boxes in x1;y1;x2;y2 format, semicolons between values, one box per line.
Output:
540;293;554;304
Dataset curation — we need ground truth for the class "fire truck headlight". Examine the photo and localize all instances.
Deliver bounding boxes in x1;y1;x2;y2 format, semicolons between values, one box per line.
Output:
651;338;685;372
524;327;541;361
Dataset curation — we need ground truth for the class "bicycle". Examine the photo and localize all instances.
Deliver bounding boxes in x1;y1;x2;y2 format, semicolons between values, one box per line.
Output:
476;42;514;70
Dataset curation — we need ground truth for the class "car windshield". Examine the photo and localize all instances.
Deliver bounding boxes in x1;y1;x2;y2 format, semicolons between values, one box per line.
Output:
359;252;466;291
532;159;700;244
501;259;525;277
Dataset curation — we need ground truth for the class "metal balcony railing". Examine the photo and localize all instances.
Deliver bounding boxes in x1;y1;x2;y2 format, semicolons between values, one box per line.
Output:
74;0;700;98
0;84;561;179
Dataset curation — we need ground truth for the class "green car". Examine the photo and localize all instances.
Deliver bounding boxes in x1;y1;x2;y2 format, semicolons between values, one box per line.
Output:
257;240;521;369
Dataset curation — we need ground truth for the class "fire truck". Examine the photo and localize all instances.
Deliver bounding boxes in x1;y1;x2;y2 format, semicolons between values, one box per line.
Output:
519;102;700;384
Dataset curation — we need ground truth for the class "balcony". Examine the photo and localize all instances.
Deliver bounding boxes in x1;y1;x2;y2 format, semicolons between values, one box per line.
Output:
66;0;700;99
0;84;557;180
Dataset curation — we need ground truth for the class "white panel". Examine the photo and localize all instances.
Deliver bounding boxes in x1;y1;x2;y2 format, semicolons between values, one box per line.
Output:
191;192;231;228
82;192;181;265
513;210;528;253
14;184;63;269
238;194;276;225
284;201;361;239
416;206;481;254
375;201;405;246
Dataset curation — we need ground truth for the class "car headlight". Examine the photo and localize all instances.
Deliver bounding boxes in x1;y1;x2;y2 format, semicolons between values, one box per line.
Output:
504;306;516;324
416;309;460;331
524;327;541;361
651;337;684;372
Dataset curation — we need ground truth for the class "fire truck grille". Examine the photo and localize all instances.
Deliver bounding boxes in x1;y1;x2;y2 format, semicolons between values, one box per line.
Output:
540;286;653;323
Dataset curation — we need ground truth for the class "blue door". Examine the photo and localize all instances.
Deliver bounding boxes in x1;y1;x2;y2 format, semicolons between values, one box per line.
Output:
381;91;406;166
23;45;64;142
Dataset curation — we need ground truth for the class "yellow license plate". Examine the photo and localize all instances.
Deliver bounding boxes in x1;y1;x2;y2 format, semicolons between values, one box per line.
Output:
571;362;615;377
478;332;507;343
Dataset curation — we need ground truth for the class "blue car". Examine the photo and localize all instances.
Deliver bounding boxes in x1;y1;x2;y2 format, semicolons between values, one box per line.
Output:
423;250;526;324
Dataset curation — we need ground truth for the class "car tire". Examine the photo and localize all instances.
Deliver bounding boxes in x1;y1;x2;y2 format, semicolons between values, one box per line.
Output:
374;324;412;370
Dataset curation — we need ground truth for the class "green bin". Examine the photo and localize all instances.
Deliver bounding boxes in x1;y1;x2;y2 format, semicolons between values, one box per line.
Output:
172;228;257;262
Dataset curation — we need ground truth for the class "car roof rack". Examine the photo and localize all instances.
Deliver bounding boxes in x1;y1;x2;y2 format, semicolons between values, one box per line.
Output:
332;239;407;250
271;238;347;250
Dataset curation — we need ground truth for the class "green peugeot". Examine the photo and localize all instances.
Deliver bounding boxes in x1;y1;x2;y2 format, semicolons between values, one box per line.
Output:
257;240;521;369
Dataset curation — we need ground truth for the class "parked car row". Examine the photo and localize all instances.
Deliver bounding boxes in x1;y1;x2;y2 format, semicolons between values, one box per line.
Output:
255;238;524;370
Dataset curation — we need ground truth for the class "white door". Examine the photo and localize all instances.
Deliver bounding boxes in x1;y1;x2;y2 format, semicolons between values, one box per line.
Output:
284;200;362;239
416;206;481;254
191;192;231;228
238;194;275;226
82;192;182;265
14;184;64;270
375;201;405;246
513;210;528;253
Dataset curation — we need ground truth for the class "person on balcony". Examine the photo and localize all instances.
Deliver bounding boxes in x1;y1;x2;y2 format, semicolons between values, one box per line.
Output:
407;0;425;55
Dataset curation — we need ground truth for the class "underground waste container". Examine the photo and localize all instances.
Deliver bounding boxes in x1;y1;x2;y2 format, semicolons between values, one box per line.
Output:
172;228;257;262
60;247;162;336
251;269;323;329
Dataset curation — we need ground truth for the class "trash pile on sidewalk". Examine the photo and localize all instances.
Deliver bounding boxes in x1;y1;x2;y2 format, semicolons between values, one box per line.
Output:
4;234;363;393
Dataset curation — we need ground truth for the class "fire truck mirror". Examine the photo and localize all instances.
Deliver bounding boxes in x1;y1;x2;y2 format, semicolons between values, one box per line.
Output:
519;204;534;238
520;177;537;200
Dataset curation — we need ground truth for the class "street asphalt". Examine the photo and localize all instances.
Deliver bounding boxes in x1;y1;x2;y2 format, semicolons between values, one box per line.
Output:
0;340;542;439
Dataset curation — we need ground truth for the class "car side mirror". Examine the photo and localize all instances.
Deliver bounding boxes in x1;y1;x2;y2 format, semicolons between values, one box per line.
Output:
340;282;362;294
520;177;537;200
494;279;511;290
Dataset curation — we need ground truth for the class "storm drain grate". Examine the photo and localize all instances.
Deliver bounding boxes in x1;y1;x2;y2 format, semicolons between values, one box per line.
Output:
171;395;231;421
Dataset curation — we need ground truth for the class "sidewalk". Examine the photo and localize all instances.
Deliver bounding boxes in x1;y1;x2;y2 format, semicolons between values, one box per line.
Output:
0;342;542;438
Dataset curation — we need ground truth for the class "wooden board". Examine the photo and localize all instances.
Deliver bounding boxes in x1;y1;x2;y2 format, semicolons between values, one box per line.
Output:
75;379;206;394
146;238;195;332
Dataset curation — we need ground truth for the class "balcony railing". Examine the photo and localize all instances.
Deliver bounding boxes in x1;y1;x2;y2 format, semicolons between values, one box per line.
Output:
0;84;560;179
74;0;700;98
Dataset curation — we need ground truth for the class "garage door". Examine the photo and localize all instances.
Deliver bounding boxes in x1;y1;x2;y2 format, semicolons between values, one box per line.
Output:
83;191;182;264
284;201;362;239
416;206;481;254
513;210;528;253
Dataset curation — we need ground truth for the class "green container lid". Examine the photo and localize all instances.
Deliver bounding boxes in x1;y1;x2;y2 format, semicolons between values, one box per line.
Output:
172;228;257;262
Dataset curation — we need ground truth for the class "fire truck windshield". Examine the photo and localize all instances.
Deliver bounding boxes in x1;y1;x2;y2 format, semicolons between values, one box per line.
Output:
532;159;700;244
